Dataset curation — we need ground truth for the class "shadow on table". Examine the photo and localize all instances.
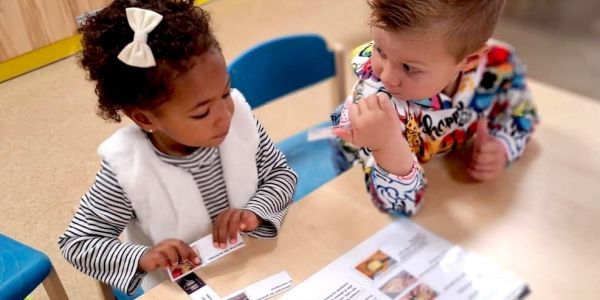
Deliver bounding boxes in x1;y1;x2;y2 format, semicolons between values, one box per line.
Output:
414;139;542;244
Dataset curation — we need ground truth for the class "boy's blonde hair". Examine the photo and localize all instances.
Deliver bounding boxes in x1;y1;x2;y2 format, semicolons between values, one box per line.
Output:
368;0;505;61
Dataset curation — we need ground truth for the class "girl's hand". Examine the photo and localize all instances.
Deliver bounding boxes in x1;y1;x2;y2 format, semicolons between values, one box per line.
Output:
138;239;200;273
468;118;508;181
212;209;260;249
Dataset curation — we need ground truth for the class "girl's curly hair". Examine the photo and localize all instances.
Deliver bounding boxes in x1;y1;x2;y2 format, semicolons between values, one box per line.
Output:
79;0;219;122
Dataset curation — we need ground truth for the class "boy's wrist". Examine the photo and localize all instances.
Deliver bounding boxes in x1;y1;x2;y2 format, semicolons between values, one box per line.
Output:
371;137;414;176
370;126;405;151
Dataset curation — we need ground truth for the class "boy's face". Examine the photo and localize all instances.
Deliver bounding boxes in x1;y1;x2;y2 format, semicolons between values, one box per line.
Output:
370;26;467;101
130;48;235;154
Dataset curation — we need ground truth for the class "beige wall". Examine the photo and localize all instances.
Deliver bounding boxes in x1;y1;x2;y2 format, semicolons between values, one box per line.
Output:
504;0;600;34
0;0;110;61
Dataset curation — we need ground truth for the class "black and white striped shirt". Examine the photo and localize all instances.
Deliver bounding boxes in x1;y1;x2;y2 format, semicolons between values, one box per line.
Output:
58;119;297;294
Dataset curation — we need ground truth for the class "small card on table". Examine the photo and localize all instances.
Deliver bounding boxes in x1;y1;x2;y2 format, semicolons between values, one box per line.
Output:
176;272;221;300
224;271;293;300
168;232;246;281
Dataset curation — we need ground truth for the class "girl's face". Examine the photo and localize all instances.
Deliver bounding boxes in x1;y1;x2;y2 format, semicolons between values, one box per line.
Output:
130;48;234;155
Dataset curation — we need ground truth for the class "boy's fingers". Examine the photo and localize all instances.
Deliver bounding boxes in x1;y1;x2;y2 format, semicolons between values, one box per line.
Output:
476;139;503;153
467;168;494;182
377;92;392;110
477;118;490;136
332;127;354;144
365;94;380;110
357;97;369;115
475;118;490;146
470;161;501;172
348;103;362;128
468;166;502;182
472;151;499;165
363;95;374;110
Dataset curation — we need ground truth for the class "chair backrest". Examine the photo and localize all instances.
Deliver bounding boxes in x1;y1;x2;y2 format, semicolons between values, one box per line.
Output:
227;34;350;201
228;34;345;109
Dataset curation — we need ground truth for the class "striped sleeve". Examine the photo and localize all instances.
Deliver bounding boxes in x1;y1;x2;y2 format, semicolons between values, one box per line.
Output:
244;118;298;238
58;160;148;295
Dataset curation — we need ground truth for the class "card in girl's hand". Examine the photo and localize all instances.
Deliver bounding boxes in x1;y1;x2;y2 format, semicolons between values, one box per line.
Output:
167;244;202;281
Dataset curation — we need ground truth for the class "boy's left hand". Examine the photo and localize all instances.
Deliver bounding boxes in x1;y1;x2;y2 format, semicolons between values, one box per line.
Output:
212;208;260;249
468;118;508;181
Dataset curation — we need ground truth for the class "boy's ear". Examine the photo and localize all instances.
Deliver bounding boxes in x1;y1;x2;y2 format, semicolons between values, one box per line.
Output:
124;108;155;132
460;45;491;72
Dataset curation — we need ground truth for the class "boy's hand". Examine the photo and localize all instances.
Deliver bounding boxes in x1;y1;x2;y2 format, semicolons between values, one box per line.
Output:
333;93;404;151
334;93;414;176
468;118;508;181
138;239;200;273
213;209;260;249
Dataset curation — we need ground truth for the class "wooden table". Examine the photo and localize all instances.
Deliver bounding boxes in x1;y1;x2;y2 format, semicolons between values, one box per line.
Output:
140;80;600;300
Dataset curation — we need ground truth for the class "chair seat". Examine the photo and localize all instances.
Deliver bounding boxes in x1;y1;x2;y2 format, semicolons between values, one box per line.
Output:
0;234;52;300
277;121;350;200
113;286;144;300
228;34;348;201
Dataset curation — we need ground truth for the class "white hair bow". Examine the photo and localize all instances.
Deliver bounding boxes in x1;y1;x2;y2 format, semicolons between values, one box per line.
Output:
117;7;163;68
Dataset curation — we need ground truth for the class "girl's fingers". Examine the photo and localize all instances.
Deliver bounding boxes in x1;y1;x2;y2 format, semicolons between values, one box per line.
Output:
172;240;198;264
213;209;230;247
228;210;242;243
162;244;180;267
241;210;258;231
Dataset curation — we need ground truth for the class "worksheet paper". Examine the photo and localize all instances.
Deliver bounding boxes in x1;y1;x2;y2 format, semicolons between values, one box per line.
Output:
281;220;529;300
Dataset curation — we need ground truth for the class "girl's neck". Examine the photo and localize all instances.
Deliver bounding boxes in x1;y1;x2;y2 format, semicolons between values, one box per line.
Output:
149;132;197;157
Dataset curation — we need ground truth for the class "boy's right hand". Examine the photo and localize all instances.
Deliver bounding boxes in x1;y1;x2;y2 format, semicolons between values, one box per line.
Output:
138;239;201;273
333;93;415;176
333;93;403;151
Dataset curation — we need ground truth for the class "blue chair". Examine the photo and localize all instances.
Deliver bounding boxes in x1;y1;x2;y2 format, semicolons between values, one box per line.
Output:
95;278;143;300
96;281;143;300
228;33;351;200
0;234;69;300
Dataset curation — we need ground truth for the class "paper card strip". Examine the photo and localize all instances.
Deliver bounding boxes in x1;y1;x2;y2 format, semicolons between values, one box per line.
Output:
224;271;293;300
176;273;222;300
